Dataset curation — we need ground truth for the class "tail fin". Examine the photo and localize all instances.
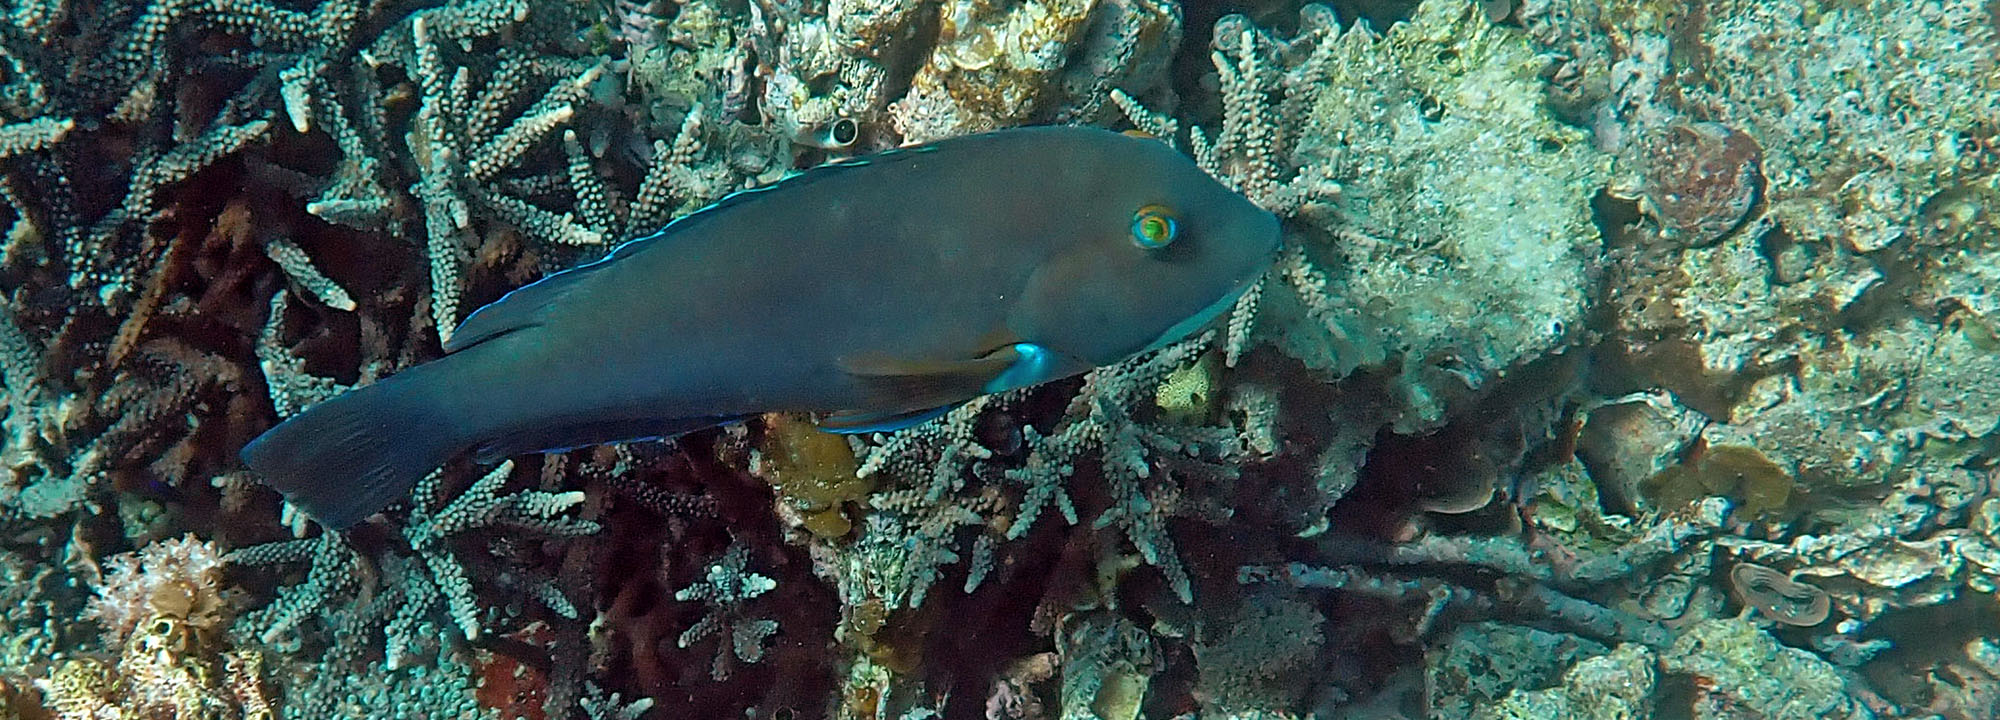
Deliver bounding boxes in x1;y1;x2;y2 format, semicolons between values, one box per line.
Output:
240;369;466;529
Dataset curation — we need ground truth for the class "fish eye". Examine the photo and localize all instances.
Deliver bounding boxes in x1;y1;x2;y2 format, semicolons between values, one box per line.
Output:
827;117;858;147
1131;204;1178;249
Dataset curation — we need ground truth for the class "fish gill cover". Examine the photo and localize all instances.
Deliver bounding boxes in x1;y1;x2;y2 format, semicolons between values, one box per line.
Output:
0;0;1995;719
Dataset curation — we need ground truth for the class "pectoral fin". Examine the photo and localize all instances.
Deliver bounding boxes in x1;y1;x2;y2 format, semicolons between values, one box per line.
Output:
836;351;1016;406
826;342;1085;434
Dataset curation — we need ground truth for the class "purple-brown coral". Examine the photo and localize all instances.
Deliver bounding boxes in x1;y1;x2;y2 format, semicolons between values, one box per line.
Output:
1641;122;1764;246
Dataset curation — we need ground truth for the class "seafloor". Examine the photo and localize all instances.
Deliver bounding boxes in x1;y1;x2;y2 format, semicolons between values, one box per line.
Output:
0;0;1996;717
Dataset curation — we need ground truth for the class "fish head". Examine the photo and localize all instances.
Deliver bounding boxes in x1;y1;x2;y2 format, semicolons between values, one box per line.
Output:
1011;131;1283;367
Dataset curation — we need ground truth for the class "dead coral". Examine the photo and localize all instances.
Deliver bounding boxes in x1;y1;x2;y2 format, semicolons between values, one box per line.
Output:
1191;589;1325;714
889;0;1096;142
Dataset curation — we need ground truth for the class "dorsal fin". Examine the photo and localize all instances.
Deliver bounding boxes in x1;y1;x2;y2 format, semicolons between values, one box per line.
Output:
444;258;608;352
602;143;942;268
444;145;943;353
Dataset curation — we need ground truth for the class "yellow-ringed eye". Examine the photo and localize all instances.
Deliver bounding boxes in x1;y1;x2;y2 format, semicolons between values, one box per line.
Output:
1131;204;1178;249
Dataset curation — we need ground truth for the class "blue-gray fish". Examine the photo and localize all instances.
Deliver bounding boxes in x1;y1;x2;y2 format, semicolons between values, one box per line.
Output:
242;126;1281;528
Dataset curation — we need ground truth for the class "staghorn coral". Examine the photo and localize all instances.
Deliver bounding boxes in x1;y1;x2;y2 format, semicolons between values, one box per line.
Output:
225;460;599;718
1020;335;1249;604
403;13;610;342
836;333;1256;611
0;0;733;715
232;461;596;647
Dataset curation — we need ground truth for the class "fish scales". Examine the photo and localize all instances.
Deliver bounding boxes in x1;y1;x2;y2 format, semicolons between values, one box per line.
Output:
242;126;1281;529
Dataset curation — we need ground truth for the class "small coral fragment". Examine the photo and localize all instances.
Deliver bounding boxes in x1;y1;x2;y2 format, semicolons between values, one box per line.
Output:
1153;351;1218;424
676;542;781;680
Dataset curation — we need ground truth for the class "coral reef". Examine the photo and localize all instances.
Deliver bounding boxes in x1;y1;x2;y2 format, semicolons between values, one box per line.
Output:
0;0;1994;717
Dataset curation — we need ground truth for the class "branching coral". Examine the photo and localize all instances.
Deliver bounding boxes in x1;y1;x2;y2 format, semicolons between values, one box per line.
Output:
839;333;1257;612
226;461;598;717
233;460;596;652
405;460;600;640
675;541;780;681
1019;336;1250;604
402;13;610;341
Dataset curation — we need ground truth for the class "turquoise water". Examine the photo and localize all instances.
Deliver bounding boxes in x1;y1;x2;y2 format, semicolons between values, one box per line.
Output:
0;0;1994;717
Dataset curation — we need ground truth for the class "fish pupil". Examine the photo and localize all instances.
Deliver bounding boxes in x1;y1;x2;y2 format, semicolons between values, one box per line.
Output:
1132;205;1178;249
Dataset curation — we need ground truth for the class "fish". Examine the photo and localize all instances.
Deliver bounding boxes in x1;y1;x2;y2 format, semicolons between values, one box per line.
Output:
241;125;1282;529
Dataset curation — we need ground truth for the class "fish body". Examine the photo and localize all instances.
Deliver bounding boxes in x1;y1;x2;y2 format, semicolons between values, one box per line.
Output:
242;126;1281;528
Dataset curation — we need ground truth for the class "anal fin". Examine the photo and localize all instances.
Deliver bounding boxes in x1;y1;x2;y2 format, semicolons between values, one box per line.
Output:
820;403;961;434
471;414;746;463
